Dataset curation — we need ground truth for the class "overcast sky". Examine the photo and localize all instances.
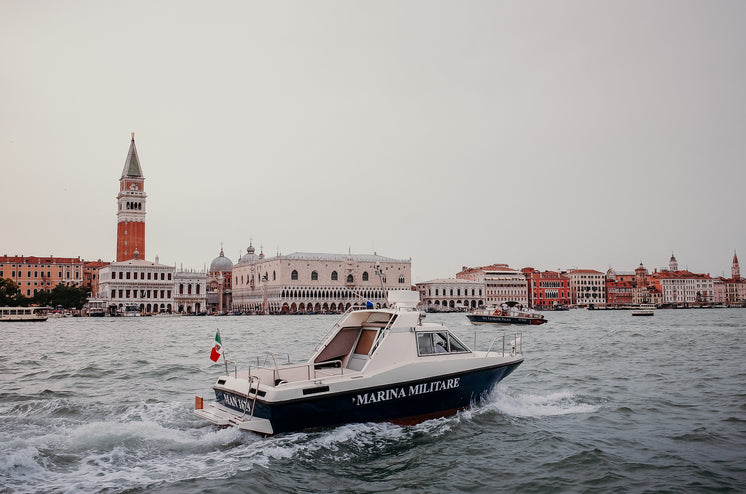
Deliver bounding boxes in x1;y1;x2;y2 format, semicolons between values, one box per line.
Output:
2;1;745;282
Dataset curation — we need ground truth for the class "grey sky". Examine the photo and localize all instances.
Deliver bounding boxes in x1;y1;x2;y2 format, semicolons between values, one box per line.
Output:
2;1;745;282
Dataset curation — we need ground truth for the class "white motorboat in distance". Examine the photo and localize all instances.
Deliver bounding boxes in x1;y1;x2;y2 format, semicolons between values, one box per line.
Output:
632;304;656;316
195;291;524;435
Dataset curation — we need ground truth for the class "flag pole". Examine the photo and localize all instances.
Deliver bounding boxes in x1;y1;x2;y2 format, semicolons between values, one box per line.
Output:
218;328;229;375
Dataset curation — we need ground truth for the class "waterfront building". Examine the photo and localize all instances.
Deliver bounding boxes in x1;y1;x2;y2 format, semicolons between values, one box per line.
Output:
713;277;727;304
206;247;233;314
723;251;746;305
566;269;606;306
231;248;411;313
174;269;207;314
83;259;109;296
522;268;571;309
415;278;484;311
605;268;635;307
631;263;662;306
605;280;634;306
640;254;715;306
650;269;713;306
0;255;84;297
116;133;146;262
457;264;528;307
98;253;176;314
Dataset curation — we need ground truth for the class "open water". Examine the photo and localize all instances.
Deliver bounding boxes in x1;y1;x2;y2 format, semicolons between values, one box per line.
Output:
1;309;745;493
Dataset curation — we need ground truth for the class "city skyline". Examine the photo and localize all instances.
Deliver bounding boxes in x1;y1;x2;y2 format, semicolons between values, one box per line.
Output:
2;2;745;283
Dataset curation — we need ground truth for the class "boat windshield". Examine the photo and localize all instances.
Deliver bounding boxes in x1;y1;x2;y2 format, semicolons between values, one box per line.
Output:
416;331;470;356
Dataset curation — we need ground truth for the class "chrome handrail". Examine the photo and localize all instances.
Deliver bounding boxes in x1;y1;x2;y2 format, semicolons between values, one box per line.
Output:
484;332;523;358
241;375;261;420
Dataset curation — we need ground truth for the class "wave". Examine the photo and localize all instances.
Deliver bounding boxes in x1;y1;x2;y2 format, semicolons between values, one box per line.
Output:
487;386;600;418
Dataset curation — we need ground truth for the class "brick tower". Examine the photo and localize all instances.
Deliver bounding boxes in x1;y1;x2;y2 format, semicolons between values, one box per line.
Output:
733;251;740;280
116;133;146;261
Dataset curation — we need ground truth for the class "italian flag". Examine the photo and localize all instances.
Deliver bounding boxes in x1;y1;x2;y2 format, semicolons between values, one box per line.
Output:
210;331;223;362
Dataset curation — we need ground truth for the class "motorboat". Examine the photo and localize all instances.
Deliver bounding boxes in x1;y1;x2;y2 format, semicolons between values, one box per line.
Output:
0;306;49;322
194;291;524;435
632;303;656;316
466;301;547;326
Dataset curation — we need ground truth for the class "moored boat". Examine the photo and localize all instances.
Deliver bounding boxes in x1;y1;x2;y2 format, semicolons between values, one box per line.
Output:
194;291;524;435
466;302;547;326
0;306;49;322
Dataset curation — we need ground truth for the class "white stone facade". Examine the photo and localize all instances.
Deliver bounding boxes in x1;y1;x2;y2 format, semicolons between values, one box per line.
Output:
567;269;606;306
656;272;714;305
174;270;207;314
415;279;484;311
98;258;206;314
231;251;411;313
483;267;528;307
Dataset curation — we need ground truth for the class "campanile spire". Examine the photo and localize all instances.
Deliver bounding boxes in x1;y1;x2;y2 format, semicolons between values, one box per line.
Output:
116;134;147;261
733;251;740;279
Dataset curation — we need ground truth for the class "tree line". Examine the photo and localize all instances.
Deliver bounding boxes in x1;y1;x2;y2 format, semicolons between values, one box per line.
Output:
0;277;90;309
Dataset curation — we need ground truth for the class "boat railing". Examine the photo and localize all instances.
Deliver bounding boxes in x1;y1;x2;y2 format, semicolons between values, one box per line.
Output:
482;332;523;358
245;353;346;385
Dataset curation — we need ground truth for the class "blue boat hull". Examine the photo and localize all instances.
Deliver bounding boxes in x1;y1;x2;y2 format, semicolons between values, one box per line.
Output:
466;314;546;325
214;360;522;434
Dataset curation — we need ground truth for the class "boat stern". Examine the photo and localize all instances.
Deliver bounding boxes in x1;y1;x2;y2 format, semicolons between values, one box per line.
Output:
194;395;274;435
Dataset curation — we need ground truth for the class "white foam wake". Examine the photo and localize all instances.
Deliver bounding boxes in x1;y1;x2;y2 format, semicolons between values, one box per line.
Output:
490;388;599;418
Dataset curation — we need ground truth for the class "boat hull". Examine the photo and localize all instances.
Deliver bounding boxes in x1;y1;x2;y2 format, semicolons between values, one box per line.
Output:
466;314;546;325
213;360;522;434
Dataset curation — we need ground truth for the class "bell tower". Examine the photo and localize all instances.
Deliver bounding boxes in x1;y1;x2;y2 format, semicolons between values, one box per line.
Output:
732;251;740;280
116;133;146;261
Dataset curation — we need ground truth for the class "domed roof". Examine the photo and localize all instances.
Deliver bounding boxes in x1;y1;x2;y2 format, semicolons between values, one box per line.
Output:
210;248;233;273
240;242;259;263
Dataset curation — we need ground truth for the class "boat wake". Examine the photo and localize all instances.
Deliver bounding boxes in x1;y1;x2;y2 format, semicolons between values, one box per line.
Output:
1;387;600;493
487;386;600;418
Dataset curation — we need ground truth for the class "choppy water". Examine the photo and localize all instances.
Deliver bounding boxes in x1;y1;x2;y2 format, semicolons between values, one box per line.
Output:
1;309;745;493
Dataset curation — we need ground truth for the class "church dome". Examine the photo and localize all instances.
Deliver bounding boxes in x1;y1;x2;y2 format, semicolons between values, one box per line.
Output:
240;243;258;263
210;248;233;273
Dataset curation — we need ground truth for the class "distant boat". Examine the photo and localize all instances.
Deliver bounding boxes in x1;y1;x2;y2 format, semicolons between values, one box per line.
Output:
466;302;547;326
119;304;141;317
0;306;49;322
632;304;656;316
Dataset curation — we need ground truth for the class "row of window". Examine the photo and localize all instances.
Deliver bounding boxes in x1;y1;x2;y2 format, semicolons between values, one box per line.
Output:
537;281;568;288
427;288;483;297
2;264;80;268
533;290;570;299
111;289;172;299
178;283;202;295
110;271;172;281
288;270;404;284
1;270;79;279
279;288;385;300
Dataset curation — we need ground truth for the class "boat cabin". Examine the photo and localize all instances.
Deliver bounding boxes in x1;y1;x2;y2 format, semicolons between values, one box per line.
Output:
236;291;472;388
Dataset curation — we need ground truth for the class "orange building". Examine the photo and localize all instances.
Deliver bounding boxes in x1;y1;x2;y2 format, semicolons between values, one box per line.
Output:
522;268;571;309
0;255;84;297
116;133;146;261
83;259;109;296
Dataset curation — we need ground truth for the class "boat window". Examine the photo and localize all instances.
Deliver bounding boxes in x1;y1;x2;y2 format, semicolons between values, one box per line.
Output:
366;313;394;325
448;334;469;353
417;331;470;356
354;329;378;355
